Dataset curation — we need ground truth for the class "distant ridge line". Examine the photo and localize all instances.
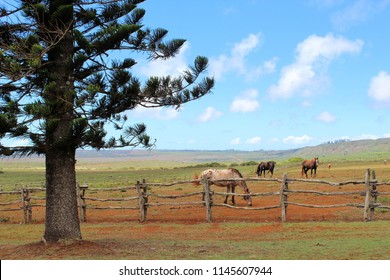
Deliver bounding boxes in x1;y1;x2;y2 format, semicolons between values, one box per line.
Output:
73;138;390;162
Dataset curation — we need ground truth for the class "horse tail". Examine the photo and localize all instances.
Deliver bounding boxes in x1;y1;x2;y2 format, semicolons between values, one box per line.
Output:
193;173;201;186
229;168;242;177
301;165;305;177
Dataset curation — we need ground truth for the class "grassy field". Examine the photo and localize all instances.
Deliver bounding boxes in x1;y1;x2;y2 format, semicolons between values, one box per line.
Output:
1;151;390;259
1;154;389;190
1;221;390;259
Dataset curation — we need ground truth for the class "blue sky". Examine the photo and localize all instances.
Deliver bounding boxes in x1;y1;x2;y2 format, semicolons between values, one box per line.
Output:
3;0;390;152
125;0;390;151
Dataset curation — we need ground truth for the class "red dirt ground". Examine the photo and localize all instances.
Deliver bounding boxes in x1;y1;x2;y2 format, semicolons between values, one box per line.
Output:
2;167;390;259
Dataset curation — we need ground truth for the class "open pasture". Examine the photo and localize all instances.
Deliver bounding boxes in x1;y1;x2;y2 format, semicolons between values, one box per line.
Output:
1;158;390;259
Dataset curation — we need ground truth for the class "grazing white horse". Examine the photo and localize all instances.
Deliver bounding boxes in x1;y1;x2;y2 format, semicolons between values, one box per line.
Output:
194;168;252;206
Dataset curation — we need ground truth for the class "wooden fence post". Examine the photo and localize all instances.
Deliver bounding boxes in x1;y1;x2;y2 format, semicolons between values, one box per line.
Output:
21;189;27;224
137;180;147;222
20;188;32;224
203;179;212;222
76;184;81;222
280;173;288;222
370;170;377;221
142;179;148;220
364;169;371;222
26;189;32;223
77;184;88;222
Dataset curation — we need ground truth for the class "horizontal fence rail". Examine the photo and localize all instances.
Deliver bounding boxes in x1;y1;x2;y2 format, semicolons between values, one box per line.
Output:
1;169;390;223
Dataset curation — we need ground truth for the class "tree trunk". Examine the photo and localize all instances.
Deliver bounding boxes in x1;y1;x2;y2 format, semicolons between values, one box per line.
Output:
44;147;81;242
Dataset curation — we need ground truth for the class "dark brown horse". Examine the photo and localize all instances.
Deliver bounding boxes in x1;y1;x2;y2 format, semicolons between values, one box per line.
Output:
301;157;319;178
256;161;276;177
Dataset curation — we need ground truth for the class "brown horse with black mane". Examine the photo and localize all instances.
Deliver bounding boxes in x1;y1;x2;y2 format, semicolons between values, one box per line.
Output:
301;157;319;178
194;168;252;206
256;161;276;177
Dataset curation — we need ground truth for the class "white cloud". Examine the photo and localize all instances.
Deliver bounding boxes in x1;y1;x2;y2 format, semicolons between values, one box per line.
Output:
296;34;363;64
283;135;313;145
331;0;390;31
209;33;275;81
269;34;363;100
139;42;190;77
211;33;262;79
269;63;316;99
209;54;229;80
317;111;336;123
334;134;383;141
246;137;262;145
131;106;180;120
197;107;223;122
230;89;260;113
230;137;241;145
232;33;261;58
246;57;278;81
368;71;390;103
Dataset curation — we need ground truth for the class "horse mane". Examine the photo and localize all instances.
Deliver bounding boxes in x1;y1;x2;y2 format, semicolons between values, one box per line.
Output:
228;168;250;193
228;168;243;178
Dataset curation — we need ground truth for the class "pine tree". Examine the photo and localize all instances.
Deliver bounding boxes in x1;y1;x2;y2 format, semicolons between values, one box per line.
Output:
0;0;214;242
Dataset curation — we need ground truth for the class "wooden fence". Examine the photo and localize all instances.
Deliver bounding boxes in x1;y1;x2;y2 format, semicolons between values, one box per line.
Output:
0;187;45;224
1;169;390;223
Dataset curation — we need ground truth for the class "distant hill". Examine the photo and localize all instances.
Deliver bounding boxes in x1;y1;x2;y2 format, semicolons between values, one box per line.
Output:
285;138;390;162
75;137;390;164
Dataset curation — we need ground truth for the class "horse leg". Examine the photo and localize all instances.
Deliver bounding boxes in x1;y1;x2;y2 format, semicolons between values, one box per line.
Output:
224;186;230;204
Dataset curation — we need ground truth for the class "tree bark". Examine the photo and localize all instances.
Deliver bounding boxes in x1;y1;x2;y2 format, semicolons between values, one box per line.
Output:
44;147;81;242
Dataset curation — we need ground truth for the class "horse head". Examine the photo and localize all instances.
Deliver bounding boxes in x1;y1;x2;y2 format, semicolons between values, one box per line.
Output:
244;193;252;206
239;179;253;206
256;162;263;176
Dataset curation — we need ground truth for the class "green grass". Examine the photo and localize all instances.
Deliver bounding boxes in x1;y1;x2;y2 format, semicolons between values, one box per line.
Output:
0;159;261;190
1;156;388;190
